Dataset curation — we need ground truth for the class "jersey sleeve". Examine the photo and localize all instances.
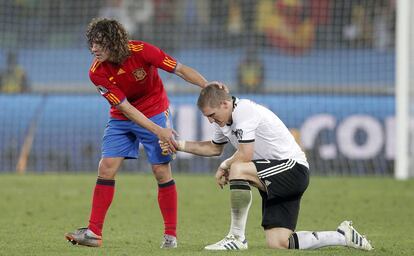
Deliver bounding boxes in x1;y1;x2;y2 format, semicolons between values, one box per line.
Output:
233;101;260;143
212;125;228;145
140;41;177;73
89;62;126;106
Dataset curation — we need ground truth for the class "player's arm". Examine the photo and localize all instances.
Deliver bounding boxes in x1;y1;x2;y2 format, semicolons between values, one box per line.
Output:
176;140;224;156
220;142;254;169
117;99;177;149
140;42;208;88
90;69;176;149
215;142;254;188
174;63;208;88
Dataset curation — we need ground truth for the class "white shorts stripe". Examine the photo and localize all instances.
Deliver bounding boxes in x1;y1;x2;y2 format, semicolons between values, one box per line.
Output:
257;159;295;176
260;160;296;178
257;159;296;178
257;159;295;175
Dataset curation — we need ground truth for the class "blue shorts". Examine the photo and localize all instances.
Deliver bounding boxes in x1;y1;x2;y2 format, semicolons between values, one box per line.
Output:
101;110;173;164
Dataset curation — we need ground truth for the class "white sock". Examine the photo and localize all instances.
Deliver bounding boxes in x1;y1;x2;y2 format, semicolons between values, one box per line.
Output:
289;231;346;249
227;180;252;241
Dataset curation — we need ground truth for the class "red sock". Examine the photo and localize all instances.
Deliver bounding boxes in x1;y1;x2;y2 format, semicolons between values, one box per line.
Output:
158;180;177;237
88;178;115;236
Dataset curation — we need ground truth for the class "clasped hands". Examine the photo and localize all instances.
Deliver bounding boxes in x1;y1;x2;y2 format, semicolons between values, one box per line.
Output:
157;128;178;155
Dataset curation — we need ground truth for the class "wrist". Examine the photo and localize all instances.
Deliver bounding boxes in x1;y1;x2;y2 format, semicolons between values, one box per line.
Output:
153;125;163;137
177;140;186;151
219;159;230;170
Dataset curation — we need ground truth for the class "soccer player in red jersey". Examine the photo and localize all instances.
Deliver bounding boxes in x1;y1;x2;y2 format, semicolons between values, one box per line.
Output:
65;18;208;248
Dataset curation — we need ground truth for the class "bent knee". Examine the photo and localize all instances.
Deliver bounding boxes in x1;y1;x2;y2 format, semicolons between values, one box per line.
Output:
229;163;243;179
266;239;289;249
228;162;259;183
229;162;252;179
265;228;291;249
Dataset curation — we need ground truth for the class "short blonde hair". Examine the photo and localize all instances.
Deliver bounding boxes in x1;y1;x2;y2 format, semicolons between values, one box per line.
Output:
197;82;231;109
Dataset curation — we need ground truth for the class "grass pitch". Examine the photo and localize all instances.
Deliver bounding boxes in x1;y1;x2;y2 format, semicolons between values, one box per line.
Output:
0;173;413;256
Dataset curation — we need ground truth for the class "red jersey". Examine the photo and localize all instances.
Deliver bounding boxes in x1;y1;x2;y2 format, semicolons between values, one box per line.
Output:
89;40;177;120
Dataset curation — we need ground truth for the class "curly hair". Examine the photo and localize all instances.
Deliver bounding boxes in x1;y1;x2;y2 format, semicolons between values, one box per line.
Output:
86;18;130;64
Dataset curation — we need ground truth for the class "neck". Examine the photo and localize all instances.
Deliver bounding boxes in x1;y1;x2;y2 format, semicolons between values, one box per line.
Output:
226;97;237;125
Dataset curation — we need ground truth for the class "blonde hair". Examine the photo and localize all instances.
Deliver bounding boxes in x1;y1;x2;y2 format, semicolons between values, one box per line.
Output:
197;82;232;109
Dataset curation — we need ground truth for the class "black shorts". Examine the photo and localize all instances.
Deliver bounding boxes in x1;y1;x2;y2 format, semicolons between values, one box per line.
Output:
253;159;309;231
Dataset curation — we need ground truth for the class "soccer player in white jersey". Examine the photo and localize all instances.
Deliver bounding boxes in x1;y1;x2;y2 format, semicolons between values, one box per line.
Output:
161;82;373;251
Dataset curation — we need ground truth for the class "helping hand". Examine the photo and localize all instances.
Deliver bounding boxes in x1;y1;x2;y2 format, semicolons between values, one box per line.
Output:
215;167;229;189
157;128;179;154
159;140;172;155
208;81;229;93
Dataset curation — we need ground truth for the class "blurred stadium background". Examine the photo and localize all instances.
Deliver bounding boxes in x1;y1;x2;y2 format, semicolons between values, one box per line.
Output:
0;0;410;177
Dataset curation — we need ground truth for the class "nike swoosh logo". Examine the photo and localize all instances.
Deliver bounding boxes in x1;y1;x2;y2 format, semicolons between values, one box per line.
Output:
84;234;102;240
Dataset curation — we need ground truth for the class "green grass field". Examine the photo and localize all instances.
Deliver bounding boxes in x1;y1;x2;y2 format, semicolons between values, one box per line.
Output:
0;173;413;256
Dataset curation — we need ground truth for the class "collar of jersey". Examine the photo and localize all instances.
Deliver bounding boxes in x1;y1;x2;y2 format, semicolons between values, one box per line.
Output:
226;96;239;126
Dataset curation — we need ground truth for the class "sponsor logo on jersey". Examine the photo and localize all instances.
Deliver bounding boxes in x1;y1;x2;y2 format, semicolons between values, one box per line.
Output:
97;86;108;95
117;68;126;75
231;129;244;140
133;68;146;81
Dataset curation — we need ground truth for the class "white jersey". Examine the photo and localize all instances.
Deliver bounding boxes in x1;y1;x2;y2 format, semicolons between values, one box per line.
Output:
212;98;309;168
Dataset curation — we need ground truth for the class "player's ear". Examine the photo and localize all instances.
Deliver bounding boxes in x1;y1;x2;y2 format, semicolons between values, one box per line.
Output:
220;100;227;108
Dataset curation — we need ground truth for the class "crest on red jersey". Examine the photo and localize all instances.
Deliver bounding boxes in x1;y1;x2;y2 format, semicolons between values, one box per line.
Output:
133;68;146;81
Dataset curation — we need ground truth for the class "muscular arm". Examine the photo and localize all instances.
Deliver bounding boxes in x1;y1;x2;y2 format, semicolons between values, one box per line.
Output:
214;142;254;188
174;63;208;88
116;99;173;143
180;141;224;157
220;142;254;169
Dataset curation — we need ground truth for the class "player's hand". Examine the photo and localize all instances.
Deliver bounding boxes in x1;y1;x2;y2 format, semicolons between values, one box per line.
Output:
157;128;179;154
159;140;173;155
209;81;229;93
159;139;186;155
215;168;229;189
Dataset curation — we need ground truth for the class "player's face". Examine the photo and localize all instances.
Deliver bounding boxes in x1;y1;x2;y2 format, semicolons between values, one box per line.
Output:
91;43;110;62
201;102;232;127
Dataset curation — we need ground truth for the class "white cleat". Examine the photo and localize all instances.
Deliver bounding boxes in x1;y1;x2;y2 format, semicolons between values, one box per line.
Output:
337;220;373;251
160;234;177;249
204;234;248;251
64;227;102;247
